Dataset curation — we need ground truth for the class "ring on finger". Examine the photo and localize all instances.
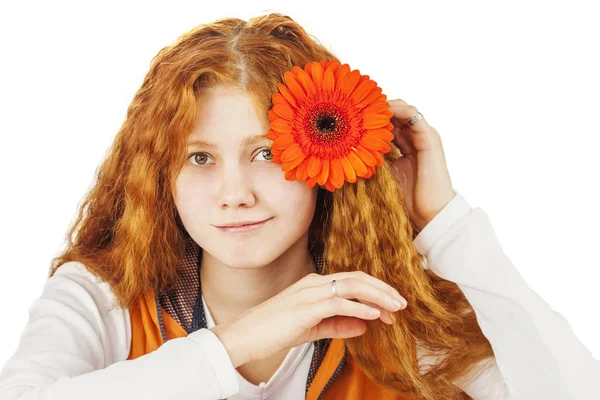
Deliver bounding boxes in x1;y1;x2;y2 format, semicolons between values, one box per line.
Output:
407;112;424;127
331;279;338;298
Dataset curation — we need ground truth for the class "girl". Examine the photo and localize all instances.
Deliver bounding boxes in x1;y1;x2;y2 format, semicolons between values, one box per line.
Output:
0;13;597;400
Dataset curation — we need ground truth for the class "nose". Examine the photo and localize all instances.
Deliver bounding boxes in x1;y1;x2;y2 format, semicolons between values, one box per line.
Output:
218;162;256;209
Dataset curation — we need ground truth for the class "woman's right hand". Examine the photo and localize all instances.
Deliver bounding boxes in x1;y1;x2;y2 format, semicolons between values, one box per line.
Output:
209;271;408;368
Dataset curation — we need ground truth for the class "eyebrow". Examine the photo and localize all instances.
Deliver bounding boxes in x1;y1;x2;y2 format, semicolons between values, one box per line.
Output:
187;134;271;149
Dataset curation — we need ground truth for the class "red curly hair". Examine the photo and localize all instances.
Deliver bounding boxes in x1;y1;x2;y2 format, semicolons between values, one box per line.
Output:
50;12;496;400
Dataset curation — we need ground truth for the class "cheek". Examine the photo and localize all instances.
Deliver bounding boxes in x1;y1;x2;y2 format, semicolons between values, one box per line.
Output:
173;176;211;223
265;179;318;221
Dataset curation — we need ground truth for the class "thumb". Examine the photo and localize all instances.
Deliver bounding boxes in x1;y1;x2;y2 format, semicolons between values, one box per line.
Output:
314;316;368;340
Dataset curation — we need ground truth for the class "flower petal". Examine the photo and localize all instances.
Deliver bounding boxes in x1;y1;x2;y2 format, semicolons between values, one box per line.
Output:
355;87;383;110
282;152;306;171
306;175;319;188
329;158;345;188
285;169;296;180
307;155;322;178
325;59;340;71
334;64;350;90
339;69;361;97
281;142;303;162
363;114;390;129
273;134;295;151
364;165;376;179
272;92;292;108
273;103;295;121
323;67;335;92
295;66;316;95
360;135;391;152
317;158;330;185
296;158;309;181
325;181;336;192
340;155;357;183
284;71;306;104
277;83;298;108
267;109;278;122
362;101;389;114
367;147;385;165
266;128;280;140
350;79;378;105
270;146;282;157
346;151;368;177
353;145;377;166
365;128;394;142
310;62;324;92
271;118;293;134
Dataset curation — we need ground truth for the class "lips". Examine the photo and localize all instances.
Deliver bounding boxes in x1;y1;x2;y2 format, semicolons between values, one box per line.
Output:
214;218;272;233
216;218;270;228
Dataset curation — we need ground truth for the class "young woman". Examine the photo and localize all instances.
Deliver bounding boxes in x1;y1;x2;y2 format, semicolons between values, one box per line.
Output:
0;13;597;400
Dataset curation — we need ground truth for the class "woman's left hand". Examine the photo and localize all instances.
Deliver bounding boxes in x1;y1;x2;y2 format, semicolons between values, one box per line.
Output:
386;99;456;233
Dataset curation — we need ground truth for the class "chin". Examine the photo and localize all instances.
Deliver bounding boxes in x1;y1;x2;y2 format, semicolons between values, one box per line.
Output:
208;244;284;270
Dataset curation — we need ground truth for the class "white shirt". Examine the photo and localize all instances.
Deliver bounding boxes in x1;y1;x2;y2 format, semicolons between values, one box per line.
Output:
0;192;598;399
202;294;315;400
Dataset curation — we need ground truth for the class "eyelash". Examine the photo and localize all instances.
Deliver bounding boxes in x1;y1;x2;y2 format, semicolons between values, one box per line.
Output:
187;147;274;167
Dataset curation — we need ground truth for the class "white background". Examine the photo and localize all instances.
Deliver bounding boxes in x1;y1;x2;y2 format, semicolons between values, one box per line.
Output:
1;0;598;367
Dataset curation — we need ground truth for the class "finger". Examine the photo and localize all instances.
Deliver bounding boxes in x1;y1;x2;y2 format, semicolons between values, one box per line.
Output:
313;297;398;327
391;117;416;157
361;299;397;325
309;296;382;326
300;277;406;315
387;101;439;152
337;278;406;311
387;100;430;132
313;316;368;340
308;271;404;303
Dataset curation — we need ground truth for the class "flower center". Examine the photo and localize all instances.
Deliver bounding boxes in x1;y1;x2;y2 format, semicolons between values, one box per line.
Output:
307;102;348;145
316;114;336;133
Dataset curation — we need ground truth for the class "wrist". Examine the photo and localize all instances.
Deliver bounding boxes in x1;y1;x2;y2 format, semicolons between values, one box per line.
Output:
210;321;250;368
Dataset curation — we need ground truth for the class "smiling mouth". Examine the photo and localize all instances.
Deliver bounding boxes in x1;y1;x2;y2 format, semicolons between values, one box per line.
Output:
215;218;272;233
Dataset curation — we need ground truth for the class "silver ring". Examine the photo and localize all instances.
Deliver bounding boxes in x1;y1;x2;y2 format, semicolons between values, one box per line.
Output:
407;112;423;127
331;279;338;298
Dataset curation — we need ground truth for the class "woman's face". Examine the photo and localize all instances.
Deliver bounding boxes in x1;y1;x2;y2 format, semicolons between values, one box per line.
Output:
174;86;319;268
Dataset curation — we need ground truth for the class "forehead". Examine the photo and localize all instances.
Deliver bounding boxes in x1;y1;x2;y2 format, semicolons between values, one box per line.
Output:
190;87;269;143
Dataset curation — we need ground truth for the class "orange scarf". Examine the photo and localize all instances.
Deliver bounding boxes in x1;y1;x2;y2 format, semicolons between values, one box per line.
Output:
126;287;417;399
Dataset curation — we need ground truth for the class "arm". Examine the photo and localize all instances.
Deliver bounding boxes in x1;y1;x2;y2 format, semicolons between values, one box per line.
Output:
413;192;600;400
0;262;240;400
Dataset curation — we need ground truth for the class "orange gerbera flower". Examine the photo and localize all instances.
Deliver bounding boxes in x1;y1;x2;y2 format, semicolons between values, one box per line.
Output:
266;59;395;192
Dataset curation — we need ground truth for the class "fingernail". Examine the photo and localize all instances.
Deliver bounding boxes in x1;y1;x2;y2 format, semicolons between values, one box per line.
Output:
391;299;404;309
395;297;407;308
369;308;380;317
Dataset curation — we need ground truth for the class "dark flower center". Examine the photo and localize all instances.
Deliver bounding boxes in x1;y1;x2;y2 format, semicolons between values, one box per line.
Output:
305;102;349;148
316;114;336;133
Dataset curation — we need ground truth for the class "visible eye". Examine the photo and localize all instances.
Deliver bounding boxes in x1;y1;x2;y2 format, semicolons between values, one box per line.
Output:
255;147;274;162
186;147;274;167
188;152;215;166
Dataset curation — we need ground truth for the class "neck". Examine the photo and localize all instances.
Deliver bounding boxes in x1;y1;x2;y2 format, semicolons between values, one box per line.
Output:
199;236;317;326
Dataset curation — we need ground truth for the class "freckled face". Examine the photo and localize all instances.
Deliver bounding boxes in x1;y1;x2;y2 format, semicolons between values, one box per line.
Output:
173;87;319;268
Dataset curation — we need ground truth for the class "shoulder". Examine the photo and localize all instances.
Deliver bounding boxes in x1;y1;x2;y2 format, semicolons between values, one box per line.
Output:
39;261;132;365
51;262;119;308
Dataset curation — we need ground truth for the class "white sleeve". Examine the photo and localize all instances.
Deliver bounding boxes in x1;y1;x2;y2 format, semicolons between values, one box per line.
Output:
412;192;600;400
0;261;240;400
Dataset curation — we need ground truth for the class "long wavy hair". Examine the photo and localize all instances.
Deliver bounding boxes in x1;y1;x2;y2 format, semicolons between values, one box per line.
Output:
50;12;495;400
